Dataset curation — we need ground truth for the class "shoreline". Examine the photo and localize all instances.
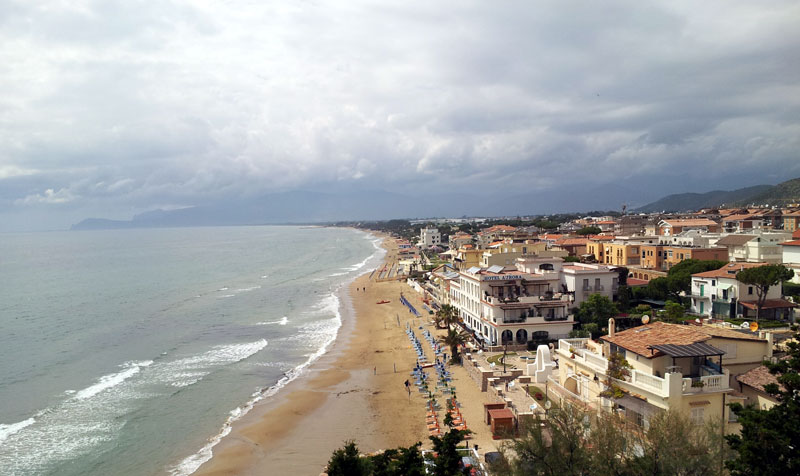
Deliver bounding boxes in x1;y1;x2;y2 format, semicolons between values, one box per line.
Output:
193;232;428;475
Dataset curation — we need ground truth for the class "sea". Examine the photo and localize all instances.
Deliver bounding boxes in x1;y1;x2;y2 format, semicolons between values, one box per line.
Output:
0;225;384;476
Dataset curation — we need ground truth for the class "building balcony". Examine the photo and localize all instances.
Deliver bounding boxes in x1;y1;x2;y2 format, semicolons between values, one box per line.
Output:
557;339;731;400
485;294;570;307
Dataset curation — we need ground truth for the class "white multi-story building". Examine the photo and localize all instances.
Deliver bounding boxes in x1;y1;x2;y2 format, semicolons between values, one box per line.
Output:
450;264;573;347
449;254;620;346
690;263;793;320
560;263;619;308
419;227;441;248
780;239;800;284
712;230;791;264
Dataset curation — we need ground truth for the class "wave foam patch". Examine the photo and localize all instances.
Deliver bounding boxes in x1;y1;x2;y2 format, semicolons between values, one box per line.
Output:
346;255;372;272
73;360;153;401
234;285;261;293
0;417;36;444
169;321;341;476
255;316;288;326
152;339;268;389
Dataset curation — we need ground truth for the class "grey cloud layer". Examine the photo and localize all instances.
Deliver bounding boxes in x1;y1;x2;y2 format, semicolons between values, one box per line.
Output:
1;0;799;229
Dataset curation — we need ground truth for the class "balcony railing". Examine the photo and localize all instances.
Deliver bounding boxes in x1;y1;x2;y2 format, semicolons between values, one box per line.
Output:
559;338;588;353
631;370;665;393
682;373;726;393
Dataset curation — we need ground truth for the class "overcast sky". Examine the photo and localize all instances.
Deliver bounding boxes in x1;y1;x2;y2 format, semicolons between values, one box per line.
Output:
1;0;799;231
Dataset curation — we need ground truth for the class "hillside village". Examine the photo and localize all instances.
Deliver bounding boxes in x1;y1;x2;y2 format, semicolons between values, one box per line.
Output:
352;205;800;454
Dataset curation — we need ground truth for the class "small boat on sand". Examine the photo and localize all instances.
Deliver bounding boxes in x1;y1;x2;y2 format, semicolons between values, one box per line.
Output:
376;300;391;304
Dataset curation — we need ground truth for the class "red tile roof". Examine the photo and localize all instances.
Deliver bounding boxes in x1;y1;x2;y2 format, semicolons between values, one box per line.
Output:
662;219;718;227
780;240;800;247
557;238;590;246
601;321;711;358
723;214;758;222
737;364;784;395
738;299;798;310
483;225;517;233
692;262;767;279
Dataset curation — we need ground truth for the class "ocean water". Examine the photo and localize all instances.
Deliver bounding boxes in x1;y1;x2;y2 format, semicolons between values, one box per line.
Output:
0;226;383;476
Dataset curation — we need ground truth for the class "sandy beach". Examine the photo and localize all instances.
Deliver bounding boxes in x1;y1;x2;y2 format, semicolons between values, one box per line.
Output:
193;236;499;476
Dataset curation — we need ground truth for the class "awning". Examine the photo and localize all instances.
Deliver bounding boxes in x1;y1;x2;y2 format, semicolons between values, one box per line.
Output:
739;299;798;310
617;394;659;416
648;342;725;358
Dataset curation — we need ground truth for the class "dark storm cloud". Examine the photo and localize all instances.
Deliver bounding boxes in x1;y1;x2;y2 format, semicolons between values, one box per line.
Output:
0;0;798;230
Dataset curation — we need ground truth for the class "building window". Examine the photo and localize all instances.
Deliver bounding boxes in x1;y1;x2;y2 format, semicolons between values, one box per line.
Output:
748;286;753;295
691;407;705;425
711;280;716;286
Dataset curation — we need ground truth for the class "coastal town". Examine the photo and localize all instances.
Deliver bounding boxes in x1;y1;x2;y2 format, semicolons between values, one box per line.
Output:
329;205;800;474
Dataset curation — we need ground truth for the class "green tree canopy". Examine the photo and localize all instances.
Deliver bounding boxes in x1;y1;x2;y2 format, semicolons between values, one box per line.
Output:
726;327;800;475
576;294;618;328
326;441;426;476
576;226;602;235
439;328;469;364
433;304;459;329
736;264;795;321
639;260;730;302
662;300;686;323
496;406;726;476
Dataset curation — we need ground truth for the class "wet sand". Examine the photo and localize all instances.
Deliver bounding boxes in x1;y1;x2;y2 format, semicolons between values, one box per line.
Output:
194;239;430;475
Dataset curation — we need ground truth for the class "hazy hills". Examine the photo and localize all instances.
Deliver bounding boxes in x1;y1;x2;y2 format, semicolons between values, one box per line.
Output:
634;177;800;212
71;178;800;230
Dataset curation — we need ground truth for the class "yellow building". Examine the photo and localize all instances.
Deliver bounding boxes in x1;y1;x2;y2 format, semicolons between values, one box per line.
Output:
783;210;800;232
453;246;483;271
601;242;641;266
555;321;772;433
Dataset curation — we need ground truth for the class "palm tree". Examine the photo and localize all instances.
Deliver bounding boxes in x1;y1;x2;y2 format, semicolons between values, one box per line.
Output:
439;328;469;364
434;304;459;329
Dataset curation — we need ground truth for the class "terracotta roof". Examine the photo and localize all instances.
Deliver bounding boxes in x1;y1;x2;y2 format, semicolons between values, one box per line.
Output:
739;299;798;310
557;238;590;246
483;225;517;233
699;325;767;341
716;235;756;246
723;214;757;222
780;240;800;247
737;364;784;395
794;230;800;239
589;235;615;241
662;219;718;227
692;262;767;279
601;322;711;358
627;278;649;286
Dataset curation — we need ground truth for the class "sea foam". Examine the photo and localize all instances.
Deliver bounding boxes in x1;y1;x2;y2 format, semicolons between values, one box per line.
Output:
73;360;153;401
168;293;343;476
0;418;36;444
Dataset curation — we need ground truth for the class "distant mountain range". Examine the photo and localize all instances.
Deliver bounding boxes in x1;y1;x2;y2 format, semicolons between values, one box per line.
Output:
634;177;800;213
70;185;640;230
71;178;800;230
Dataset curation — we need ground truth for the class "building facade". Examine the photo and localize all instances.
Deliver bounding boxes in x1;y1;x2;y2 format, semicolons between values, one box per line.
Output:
556;322;771;432
450;264;574;347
